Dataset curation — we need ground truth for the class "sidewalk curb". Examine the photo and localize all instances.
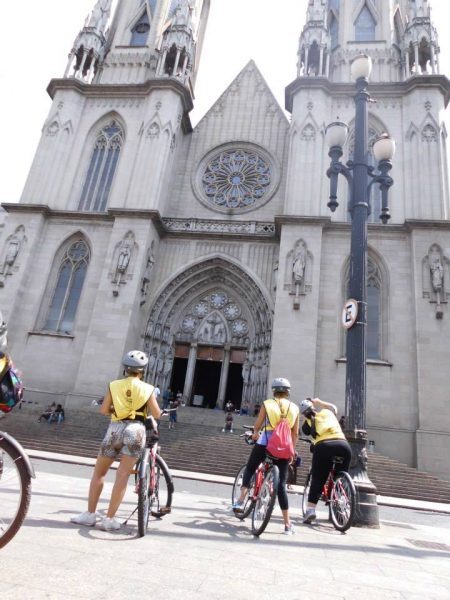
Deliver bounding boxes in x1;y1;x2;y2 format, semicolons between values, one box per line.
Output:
26;448;450;515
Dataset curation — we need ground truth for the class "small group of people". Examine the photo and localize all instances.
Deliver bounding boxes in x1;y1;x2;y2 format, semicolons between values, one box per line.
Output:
162;388;182;429
232;377;351;534
69;345;350;535
38;402;65;424
222;400;234;433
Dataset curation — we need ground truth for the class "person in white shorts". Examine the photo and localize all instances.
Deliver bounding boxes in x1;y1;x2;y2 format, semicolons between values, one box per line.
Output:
70;350;161;531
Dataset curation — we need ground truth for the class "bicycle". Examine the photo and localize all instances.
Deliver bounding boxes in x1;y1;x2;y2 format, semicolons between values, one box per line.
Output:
300;438;356;532
231;426;280;537
124;415;174;537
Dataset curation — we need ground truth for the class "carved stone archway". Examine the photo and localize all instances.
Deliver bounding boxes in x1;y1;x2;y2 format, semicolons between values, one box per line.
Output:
143;257;273;409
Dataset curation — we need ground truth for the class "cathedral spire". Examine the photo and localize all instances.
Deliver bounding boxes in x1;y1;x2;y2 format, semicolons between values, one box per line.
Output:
402;0;440;76
64;0;112;82
297;0;330;78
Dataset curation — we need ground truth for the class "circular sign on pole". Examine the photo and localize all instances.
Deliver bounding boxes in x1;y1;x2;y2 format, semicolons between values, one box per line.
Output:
342;298;358;329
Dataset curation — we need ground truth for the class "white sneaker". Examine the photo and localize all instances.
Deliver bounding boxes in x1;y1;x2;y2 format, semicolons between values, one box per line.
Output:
283;524;295;536
70;511;97;526
303;508;317;524
99;517;121;531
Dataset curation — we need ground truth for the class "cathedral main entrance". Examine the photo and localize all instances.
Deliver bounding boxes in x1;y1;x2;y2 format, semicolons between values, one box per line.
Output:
144;257;273;412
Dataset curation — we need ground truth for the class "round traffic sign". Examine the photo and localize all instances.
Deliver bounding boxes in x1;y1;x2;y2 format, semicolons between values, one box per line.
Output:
342;299;358;329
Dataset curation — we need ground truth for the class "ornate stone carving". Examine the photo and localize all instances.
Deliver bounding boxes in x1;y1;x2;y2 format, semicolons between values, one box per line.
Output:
111;231;137;297
140;241;156;305
301;123;316;141
162;217;275;237
422;244;449;319
421;124;437;143
0;225;26;287
285;239;312;310
146;122;160;138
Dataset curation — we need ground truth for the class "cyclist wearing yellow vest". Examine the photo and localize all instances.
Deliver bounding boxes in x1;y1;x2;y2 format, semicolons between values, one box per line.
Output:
300;397;351;524
71;350;161;532
233;377;299;535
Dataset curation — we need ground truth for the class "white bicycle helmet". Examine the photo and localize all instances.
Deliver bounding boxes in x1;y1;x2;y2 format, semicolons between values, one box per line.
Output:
300;398;314;415
122;350;148;371
271;377;291;394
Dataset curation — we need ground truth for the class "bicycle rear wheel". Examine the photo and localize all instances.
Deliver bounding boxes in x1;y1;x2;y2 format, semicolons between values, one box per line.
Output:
0;435;32;548
301;470;312;517
329;471;356;532
137;460;150;537
150;454;174;518
251;465;279;537
231;465;255;519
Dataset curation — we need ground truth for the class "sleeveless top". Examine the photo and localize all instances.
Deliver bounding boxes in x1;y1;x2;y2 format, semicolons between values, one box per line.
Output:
304;409;345;444
257;398;299;446
109;377;154;422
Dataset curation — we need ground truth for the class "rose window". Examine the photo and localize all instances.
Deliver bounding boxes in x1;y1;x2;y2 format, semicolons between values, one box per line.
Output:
210;292;228;309
231;319;249;336
181;316;197;333
193;302;209;318
201;149;272;209
223;303;241;320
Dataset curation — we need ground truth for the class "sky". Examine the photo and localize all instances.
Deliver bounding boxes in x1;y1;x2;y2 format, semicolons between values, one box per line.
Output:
0;0;449;205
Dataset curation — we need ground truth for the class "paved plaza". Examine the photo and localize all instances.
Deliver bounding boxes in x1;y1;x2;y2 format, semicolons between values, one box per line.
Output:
2;457;450;600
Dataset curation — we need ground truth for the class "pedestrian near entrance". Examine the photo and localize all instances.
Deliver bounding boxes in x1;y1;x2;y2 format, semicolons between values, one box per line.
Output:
168;395;179;429
232;377;299;535
70;350;161;531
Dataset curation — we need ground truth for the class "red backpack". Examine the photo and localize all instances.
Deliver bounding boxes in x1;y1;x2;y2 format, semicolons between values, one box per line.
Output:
266;402;295;459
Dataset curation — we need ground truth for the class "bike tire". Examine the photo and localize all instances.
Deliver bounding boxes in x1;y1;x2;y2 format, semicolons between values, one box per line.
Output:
137;459;150;537
251;465;279;537
329;471;356;532
0;435;32;548
231;465;255;520
149;454;174;518
302;470;312;517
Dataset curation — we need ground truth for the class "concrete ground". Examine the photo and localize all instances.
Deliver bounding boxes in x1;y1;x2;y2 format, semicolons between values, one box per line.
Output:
2;457;450;600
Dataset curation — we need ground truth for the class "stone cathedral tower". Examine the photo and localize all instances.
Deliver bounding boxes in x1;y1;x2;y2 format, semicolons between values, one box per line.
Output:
1;1;449;478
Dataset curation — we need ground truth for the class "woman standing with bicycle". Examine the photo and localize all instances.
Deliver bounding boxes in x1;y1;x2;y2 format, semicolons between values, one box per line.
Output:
300;398;351;524
71;350;161;531
232;378;299;535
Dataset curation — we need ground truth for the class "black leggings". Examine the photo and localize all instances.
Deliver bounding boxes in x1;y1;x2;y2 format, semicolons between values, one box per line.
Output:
308;439;352;504
242;444;290;511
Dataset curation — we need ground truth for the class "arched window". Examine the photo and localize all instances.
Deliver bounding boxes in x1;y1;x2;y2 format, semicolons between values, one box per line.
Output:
44;240;90;334
367;260;381;359
130;11;150;46
355;5;376;42
330;15;339;49
342;255;386;361
347;127;382;224
78;120;123;212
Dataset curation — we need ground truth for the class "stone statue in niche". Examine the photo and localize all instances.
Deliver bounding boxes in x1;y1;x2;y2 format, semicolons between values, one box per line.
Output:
140;243;156;305
112;232;135;297
290;239;308;310
428;245;445;318
0;226;25;287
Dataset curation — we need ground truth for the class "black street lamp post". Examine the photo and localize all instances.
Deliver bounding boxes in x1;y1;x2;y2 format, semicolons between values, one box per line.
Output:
325;55;395;528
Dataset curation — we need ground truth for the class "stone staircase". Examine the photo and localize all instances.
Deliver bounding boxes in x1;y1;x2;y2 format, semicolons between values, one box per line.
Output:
2;404;450;504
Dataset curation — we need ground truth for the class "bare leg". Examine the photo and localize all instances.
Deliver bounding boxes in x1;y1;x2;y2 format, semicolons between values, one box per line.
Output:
237;486;248;503
106;455;137;518
87;455;114;513
281;509;290;527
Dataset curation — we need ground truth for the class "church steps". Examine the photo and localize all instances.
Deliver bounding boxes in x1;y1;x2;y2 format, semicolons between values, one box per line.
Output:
3;411;450;504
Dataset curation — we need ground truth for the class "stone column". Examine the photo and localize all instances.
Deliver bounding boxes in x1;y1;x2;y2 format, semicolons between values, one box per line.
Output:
319;46;324;76
414;44;419;74
304;46;309;76
430;45;436;74
173;49;181;75
183;342;197;405
217;345;231;409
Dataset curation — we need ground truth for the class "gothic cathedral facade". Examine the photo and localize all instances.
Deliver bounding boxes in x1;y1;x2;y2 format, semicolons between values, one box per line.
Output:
1;1;449;478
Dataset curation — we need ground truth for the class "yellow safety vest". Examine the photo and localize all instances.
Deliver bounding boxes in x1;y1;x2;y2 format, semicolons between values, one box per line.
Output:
305;409;345;444
263;398;299;431
109;377;154;422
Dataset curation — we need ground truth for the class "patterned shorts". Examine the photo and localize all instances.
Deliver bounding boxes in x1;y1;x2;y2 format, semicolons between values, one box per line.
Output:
99;420;146;459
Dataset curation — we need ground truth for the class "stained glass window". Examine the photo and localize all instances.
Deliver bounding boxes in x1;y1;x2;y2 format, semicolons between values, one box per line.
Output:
78;121;123;212
355;6;376;41
131;11;151;46
44;240;90;334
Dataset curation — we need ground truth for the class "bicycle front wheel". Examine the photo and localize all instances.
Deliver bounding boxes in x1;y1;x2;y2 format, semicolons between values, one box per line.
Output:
302;470;312;517
251;465;279;537
231;465;255;519
329;471;356;532
0;435;32;548
150;454;174;518
137;460;150;537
